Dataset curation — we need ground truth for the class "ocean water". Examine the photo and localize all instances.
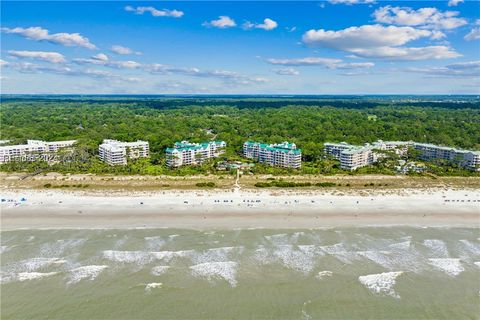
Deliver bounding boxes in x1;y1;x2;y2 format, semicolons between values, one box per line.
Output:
1;227;479;319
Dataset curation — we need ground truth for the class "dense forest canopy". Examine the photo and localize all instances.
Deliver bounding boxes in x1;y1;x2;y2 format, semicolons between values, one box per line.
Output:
1;97;479;175
2;94;480;109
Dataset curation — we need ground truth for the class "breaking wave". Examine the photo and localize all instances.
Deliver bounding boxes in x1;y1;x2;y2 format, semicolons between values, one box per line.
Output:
428;258;464;277
358;271;404;299
17;272;58;282
68;265;108;284
190;261;238;287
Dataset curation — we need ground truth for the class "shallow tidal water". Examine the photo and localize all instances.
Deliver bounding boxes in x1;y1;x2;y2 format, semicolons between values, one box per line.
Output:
1;227;479;319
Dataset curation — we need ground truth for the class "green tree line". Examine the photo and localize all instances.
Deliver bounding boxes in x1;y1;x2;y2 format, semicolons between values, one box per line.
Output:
1;99;479;176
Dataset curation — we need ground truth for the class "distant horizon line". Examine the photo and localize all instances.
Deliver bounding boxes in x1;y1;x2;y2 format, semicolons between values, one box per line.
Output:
1;93;479;97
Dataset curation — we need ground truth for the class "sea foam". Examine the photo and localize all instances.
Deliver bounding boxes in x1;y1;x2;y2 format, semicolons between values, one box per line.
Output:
273;245;318;274
320;243;360;264
40;238;86;257
151;266;170;276
68;265;108;284
388;240;411;251
102;250;191;265
144;236;166;250
358;271;404;299
103;250;154;264
17;272;58;281
457;240;480;260
423;239;449;258
145;282;162;292
316;271;333;280
190;261;238;287
0;245;10;254
7;257;65;273
190;246;243;265
428;258;464;277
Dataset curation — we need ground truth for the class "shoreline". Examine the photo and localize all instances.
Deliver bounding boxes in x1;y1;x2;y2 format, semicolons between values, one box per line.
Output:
1;188;479;230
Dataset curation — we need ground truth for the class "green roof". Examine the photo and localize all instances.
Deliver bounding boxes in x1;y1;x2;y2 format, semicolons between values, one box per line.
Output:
245;141;301;154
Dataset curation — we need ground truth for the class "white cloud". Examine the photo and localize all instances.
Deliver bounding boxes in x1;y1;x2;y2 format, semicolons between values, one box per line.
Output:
73;55;141;69
0;59;10;67
92;53;109;61
348;46;460;60
8;50;66;63
329;0;375;4
340;71;372;76
1;26;96;49
146;63;268;85
406;60;480;77
110;45;134;55
267;57;374;70
373;6;467;30
124;5;183;18
303;25;432;49
274;68;300;76
448;0;464;7
267;57;342;66
6;61;139;82
334;62;375;69
464;28;480;41
430;31;447;40
202;16;236;29
243;18;278;31
69;57;268;86
302;24;460;60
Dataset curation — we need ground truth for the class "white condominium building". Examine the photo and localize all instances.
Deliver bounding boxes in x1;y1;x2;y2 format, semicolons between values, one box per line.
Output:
325;140;479;171
243;141;302;169
166;140;226;168
337;146;376;171
0;139;77;164
99;139;149;166
413;143;480;172
324;140;412;170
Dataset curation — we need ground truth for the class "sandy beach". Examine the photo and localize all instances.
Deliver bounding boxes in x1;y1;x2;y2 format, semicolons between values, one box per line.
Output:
1;188;479;230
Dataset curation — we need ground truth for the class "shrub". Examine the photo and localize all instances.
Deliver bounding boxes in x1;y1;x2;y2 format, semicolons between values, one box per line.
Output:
196;182;216;188
315;182;336;187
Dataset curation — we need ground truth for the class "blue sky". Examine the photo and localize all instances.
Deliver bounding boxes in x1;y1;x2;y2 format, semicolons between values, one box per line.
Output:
1;0;479;94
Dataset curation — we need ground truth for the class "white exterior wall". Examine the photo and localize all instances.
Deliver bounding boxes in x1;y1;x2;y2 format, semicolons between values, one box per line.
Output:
166;141;226;168
98;139;149;166
414;143;480;171
244;142;301;169
243;143;260;159
339;149;373;170
0;140;76;164
325;140;479;171
323;142;353;160
464;152;480;172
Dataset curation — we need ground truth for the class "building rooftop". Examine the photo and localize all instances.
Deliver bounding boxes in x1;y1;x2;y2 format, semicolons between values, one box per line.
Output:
0;139;77;151
167;140;226;153
414;142;480;155
244;141;301;155
325;140;480;156
100;139;148;152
